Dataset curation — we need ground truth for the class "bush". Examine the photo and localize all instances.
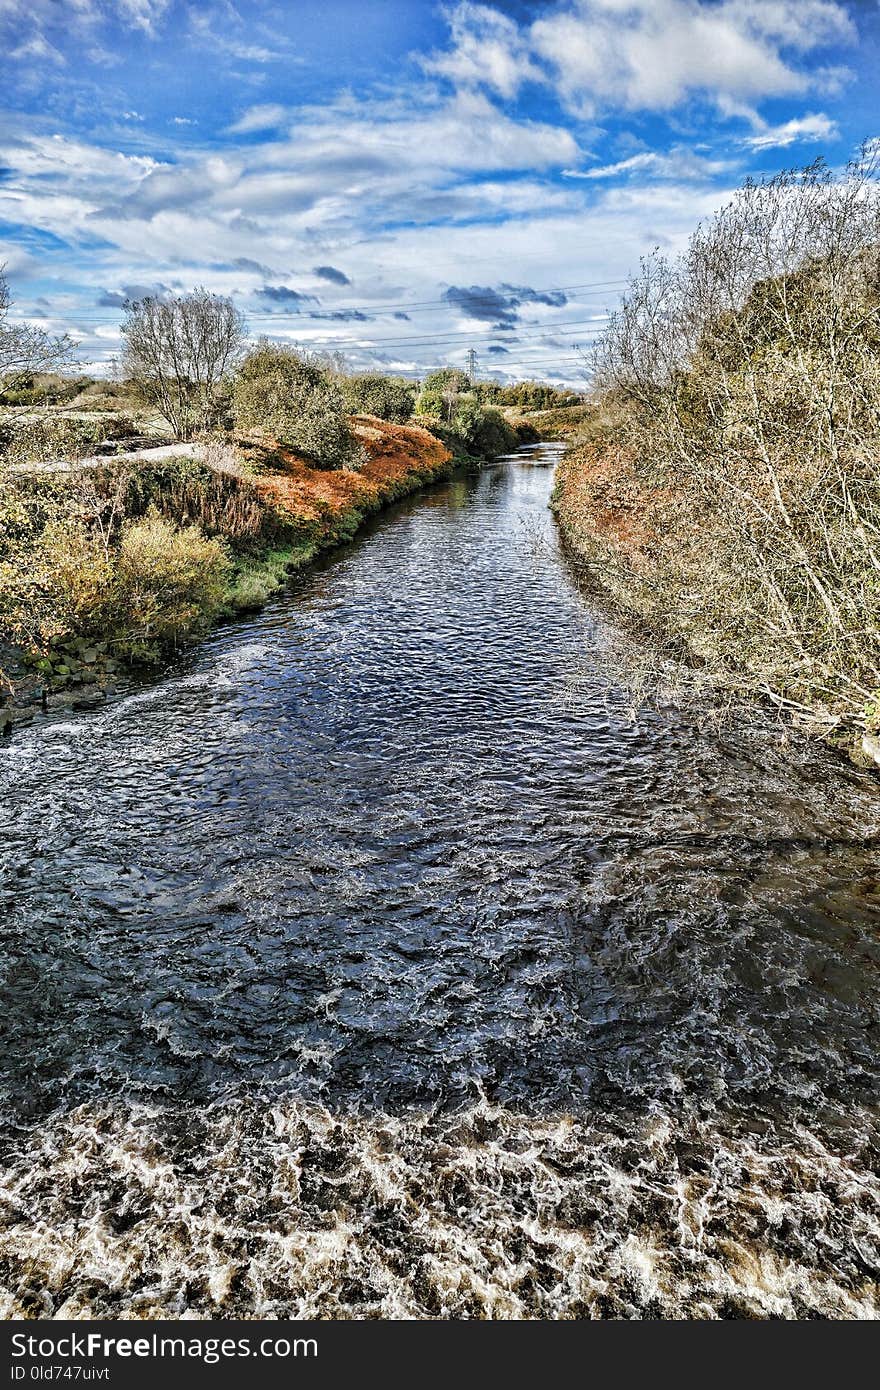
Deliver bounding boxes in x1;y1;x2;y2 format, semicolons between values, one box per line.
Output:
112;514;231;651
341;373;415;422
468;406;518;458
488;381;581;411
0;511;231;657
0;375;98;408
0;521;113;649
416;368;471;420
234;343;356;469
123;452;266;540
428;395;519;460
570;150;880;728
0;413;135;466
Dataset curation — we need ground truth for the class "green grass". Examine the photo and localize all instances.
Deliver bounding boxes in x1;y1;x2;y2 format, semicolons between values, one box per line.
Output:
221;541;318;615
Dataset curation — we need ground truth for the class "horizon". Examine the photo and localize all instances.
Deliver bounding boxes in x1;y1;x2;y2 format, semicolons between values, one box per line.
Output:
2;0;879;386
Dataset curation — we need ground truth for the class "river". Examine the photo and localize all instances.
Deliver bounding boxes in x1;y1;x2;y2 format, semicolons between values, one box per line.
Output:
1;442;879;1317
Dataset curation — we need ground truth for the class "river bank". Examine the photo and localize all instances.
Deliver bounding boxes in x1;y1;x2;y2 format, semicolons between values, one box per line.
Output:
0;415;454;733
227;414;456;611
551;420;880;771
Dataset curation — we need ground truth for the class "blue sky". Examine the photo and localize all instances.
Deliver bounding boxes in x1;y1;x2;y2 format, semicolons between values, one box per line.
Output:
2;0;879;385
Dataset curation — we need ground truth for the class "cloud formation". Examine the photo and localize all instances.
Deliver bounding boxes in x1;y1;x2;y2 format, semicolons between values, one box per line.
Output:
744;112;840;149
97;281;173;305
444;283;568;329
423;3;541;99
1;0;868;387
312;309;371;321
428;0;855;120
564;148;734;181
258;284;317;304
227;104;289;135
313;265;351;285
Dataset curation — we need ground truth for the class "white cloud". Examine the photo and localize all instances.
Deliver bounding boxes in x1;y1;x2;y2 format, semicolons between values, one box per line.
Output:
563;147;733;180
1;0;170;42
115;0;170;36
0;91;581;272
430;0;855;120
9;33;66;65
227;104;290;135
0;243;36;277
722;0;855;52
5;133;159;183
422;2;541;99
0;0;862;387
0;84;608;384
188;6;285;64
743;112;840;149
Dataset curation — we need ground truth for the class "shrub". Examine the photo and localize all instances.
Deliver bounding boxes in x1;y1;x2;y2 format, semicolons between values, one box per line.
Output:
0;521;113;650
234;343;357;469
0;511;231;657
571;149;880;728
341;372;415;422
489;381;581;411
123;453;267;540
469;406;519;458
0;470;84;560
0;413;134;466
416;368;471;420
429;396;518;460
112;514;231;652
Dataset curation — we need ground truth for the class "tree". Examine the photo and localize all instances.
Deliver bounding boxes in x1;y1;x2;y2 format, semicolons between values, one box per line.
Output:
416;368;471;420
233;342;356;469
0;266;75;391
121;289;246;440
341;372;415;422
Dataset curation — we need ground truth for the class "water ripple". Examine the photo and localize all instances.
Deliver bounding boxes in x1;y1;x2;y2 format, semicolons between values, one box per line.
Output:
1;445;878;1316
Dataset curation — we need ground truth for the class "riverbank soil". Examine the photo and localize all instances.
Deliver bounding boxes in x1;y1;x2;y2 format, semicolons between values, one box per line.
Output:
245;414;453;542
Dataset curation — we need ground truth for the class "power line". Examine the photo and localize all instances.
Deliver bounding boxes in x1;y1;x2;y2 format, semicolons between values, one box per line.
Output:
57;319;610;359
250;318;611;349
7;279;627;326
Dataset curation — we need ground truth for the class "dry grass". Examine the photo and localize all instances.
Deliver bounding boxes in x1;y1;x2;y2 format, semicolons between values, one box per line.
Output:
557;155;880;738
244;415;452;529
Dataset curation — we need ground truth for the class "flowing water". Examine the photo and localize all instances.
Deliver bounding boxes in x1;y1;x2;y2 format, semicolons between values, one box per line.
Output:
1;442;879;1318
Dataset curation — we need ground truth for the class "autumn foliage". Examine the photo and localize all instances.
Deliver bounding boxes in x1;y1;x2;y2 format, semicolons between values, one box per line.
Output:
245;414;453;541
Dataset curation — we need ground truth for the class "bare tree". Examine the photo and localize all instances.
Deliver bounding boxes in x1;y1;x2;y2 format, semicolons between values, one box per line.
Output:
583;146;880;726
0;266;75;391
121;289;247;440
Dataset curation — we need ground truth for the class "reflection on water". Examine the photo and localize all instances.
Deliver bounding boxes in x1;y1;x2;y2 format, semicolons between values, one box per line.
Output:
1;444;879;1317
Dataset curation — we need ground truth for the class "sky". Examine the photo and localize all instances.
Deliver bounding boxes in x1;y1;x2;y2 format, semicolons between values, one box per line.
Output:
1;0;879;386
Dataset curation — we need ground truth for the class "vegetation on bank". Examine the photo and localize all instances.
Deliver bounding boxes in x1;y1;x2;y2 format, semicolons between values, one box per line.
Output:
0;266;575;709
0;419;453;686
413;367;541;459
234;342;360;470
513;403;594;439
553;152;880;740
